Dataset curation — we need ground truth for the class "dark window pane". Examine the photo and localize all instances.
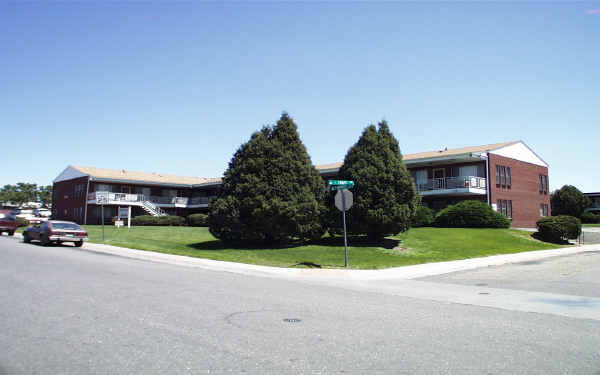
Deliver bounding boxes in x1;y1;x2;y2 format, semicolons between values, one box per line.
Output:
496;166;501;185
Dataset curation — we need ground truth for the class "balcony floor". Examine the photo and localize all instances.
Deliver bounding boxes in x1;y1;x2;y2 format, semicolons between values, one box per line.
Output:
419;187;487;197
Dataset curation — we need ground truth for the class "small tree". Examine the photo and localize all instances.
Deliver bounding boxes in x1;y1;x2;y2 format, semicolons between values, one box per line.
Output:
550;185;591;217
209;113;327;244
334;121;419;239
38;185;53;207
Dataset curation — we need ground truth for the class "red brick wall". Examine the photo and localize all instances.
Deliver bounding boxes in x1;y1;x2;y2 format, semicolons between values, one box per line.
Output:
52;176;89;224
488;153;550;228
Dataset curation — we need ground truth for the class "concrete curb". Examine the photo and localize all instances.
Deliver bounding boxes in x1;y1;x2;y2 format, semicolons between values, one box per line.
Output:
7;232;600;281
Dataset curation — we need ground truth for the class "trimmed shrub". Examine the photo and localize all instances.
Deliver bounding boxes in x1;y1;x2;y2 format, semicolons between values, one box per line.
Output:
158;216;185;226
411;206;434;227
332;121;419;239
132;215;159;226
581;212;600;224
434;200;511;228
536;215;581;243
188;213;209;227
209;113;327;244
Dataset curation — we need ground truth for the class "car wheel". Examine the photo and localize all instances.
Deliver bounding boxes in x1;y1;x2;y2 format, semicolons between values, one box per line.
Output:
41;235;50;246
8;231;14;236
23;233;31;243
74;241;83;247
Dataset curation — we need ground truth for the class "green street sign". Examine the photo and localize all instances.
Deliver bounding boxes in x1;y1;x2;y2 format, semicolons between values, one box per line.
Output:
330;184;354;191
328;180;354;186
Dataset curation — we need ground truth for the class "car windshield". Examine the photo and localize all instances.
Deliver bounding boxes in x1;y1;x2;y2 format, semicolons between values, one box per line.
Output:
52;223;82;230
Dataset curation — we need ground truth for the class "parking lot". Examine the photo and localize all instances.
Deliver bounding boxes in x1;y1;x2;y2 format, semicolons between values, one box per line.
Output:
421;250;600;298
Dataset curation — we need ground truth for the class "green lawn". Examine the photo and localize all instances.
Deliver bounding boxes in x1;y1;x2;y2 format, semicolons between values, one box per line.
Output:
583;224;600;227
80;225;564;269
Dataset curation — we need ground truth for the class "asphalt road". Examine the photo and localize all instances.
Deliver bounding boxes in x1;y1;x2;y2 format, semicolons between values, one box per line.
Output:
422;251;600;298
1;236;600;375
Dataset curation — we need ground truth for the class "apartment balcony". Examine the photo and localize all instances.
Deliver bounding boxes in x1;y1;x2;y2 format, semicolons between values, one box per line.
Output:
416;176;487;197
87;192;217;208
147;195;218;208
87;192;145;205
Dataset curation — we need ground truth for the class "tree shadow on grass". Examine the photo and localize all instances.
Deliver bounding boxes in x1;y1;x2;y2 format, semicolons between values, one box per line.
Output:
313;235;400;250
186;235;400;252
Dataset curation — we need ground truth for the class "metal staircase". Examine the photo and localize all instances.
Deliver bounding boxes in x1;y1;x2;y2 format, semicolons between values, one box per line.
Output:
141;200;168;217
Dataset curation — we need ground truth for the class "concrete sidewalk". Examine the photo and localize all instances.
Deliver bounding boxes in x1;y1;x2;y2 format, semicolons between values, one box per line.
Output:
7;232;600;281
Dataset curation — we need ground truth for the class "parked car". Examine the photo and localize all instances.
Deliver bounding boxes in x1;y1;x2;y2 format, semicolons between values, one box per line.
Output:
33;208;51;217
23;220;88;247
0;210;17;236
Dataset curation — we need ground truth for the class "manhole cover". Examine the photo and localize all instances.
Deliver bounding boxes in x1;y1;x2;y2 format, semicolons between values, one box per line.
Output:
283;318;301;323
478;292;490;295
475;283;487;286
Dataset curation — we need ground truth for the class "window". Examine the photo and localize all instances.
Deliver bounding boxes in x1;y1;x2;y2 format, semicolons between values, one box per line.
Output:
497;199;513;219
539;174;548;194
540;203;549;217
496;166;501;185
74;184;85;199
96;183;114;192
496;164;512;188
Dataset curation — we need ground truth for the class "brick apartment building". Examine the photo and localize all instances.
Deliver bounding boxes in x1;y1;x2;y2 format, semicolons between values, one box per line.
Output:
584;193;600;214
52;140;550;228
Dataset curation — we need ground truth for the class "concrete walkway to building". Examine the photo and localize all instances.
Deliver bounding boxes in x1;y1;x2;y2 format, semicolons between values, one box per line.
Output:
7;232;600;282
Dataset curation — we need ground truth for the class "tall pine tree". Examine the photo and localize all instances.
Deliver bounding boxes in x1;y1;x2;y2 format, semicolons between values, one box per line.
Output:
335;121;419;239
209;113;327;244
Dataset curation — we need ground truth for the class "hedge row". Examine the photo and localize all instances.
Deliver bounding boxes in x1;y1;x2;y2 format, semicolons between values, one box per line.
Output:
411;206;434;227
16;217;29;227
131;215;185;226
433;200;511;228
581;212;600;224
129;214;209;227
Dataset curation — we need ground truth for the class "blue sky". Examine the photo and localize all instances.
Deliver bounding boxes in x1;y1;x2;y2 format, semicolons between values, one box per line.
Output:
2;2;599;192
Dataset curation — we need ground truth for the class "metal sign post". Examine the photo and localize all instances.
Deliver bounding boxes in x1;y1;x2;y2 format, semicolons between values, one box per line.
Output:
101;204;104;243
97;193;108;243
342;192;349;268
335;189;354;268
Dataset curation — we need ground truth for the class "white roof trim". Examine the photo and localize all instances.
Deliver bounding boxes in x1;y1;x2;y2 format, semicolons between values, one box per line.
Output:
53;166;88;183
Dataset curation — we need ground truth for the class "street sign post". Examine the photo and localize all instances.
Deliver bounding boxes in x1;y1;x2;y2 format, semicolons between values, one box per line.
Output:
328;180;355;191
118;206;131;228
97;194;108;243
329;180;355;268
334;189;353;268
101;204;104;243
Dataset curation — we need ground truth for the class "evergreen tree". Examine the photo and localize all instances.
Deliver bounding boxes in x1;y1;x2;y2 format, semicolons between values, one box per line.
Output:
550;185;591;218
334;121;419;239
209;113;327;244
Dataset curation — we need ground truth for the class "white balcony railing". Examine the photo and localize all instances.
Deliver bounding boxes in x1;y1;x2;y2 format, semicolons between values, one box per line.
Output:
88;191;145;203
88;192;217;207
415;176;486;193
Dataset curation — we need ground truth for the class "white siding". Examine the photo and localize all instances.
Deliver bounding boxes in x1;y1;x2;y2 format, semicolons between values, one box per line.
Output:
490;142;548;167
